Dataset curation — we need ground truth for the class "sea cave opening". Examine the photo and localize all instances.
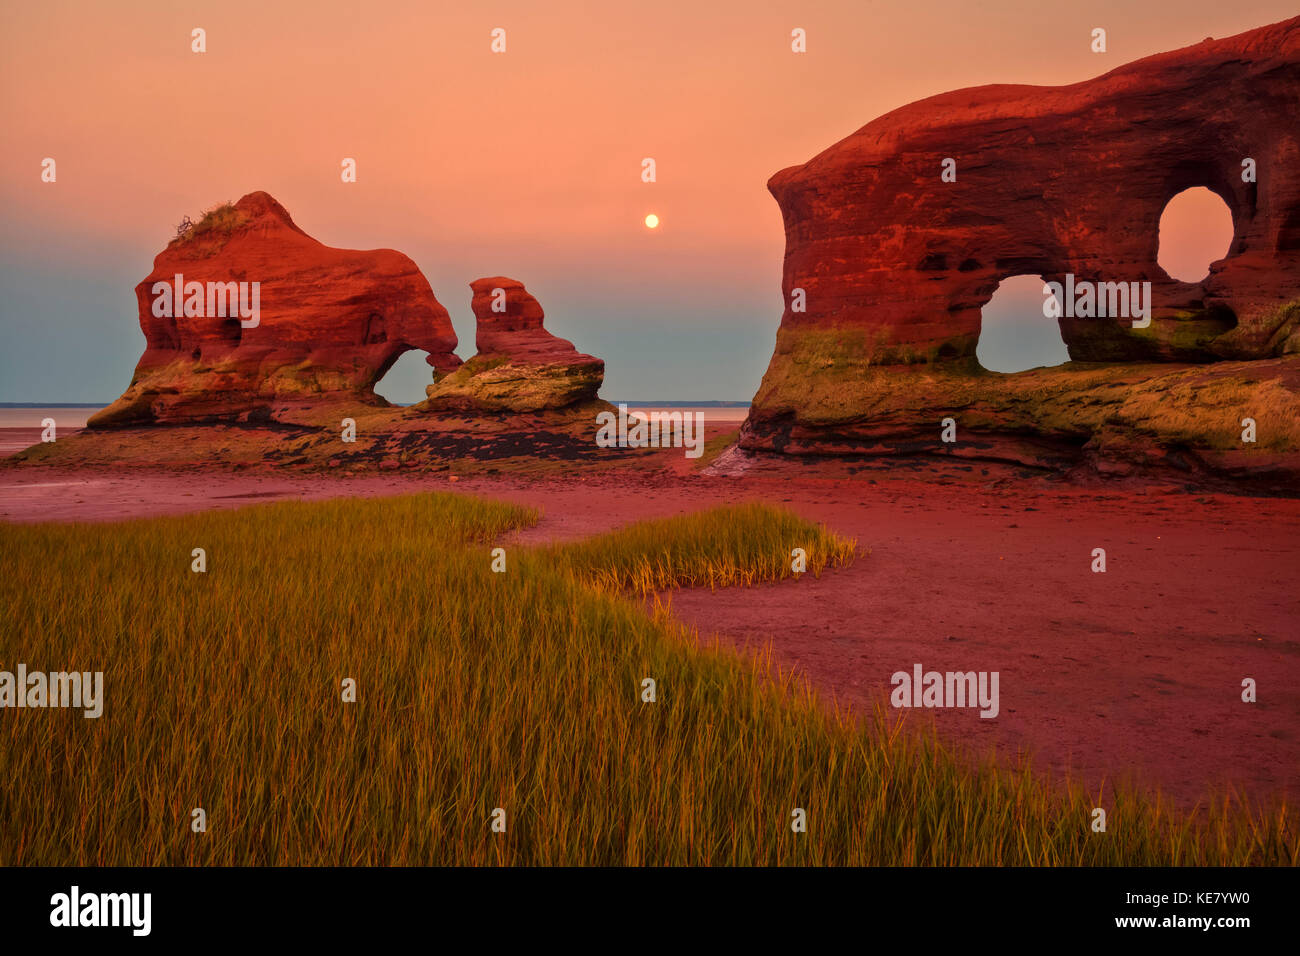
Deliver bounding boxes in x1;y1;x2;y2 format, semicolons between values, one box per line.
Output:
976;274;1070;373
1157;186;1234;283
373;349;434;406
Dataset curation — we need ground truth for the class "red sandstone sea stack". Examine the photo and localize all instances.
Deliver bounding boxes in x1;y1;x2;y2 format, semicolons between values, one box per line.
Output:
759;17;1300;368
740;16;1300;478
421;277;604;412
90;192;462;427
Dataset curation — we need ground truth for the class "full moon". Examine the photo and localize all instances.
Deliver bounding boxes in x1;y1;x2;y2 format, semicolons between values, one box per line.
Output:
644;214;660;229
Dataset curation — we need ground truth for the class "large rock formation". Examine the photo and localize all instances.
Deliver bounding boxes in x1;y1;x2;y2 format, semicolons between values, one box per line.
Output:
422;277;604;412
742;17;1300;467
90;191;461;427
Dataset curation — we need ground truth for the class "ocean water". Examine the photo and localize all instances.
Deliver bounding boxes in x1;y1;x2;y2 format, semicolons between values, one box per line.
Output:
615;404;750;423
0;407;100;455
0;406;101;429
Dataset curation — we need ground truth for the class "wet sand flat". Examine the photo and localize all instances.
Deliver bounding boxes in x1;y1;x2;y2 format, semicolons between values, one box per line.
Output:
1;462;1296;807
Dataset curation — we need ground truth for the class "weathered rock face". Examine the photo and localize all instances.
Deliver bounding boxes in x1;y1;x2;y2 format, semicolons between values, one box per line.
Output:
422;277;604;412
744;17;1300;460
90;191;461;427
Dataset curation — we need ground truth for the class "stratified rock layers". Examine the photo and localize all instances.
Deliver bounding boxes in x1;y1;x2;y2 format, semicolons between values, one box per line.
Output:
423;277;604;412
742;17;1300;462
91;192;462;427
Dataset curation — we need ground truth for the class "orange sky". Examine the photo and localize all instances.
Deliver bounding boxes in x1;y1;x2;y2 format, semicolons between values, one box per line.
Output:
0;0;1287;401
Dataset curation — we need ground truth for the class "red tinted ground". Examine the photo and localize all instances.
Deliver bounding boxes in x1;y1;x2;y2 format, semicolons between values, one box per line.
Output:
1;459;1296;808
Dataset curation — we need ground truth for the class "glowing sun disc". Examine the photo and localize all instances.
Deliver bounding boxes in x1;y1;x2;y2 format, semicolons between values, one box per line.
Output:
644;214;660;229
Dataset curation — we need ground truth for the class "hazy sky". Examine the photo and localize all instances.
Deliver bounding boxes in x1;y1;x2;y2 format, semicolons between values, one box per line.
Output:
0;0;1280;403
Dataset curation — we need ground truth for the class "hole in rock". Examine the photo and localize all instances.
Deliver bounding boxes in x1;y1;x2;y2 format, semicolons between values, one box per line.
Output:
373;349;434;406
217;317;242;344
976;274;1070;373
1157;187;1234;283
363;312;387;344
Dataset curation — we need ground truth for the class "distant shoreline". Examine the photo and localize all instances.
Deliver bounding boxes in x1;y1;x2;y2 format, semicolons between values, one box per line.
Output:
610;401;749;407
1;400;752;409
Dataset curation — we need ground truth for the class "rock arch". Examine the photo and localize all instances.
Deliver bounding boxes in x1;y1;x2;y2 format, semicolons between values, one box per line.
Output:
742;17;1300;473
91;192;463;427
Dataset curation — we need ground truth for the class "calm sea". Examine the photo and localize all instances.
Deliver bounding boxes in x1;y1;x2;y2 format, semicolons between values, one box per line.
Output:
0;406;102;429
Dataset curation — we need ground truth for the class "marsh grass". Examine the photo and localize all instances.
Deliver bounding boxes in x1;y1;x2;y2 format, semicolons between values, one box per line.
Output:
0;493;1291;865
546;501;858;594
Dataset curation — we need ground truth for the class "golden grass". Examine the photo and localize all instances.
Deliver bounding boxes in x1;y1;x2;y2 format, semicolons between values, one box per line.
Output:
550;502;857;594
0;493;1292;865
